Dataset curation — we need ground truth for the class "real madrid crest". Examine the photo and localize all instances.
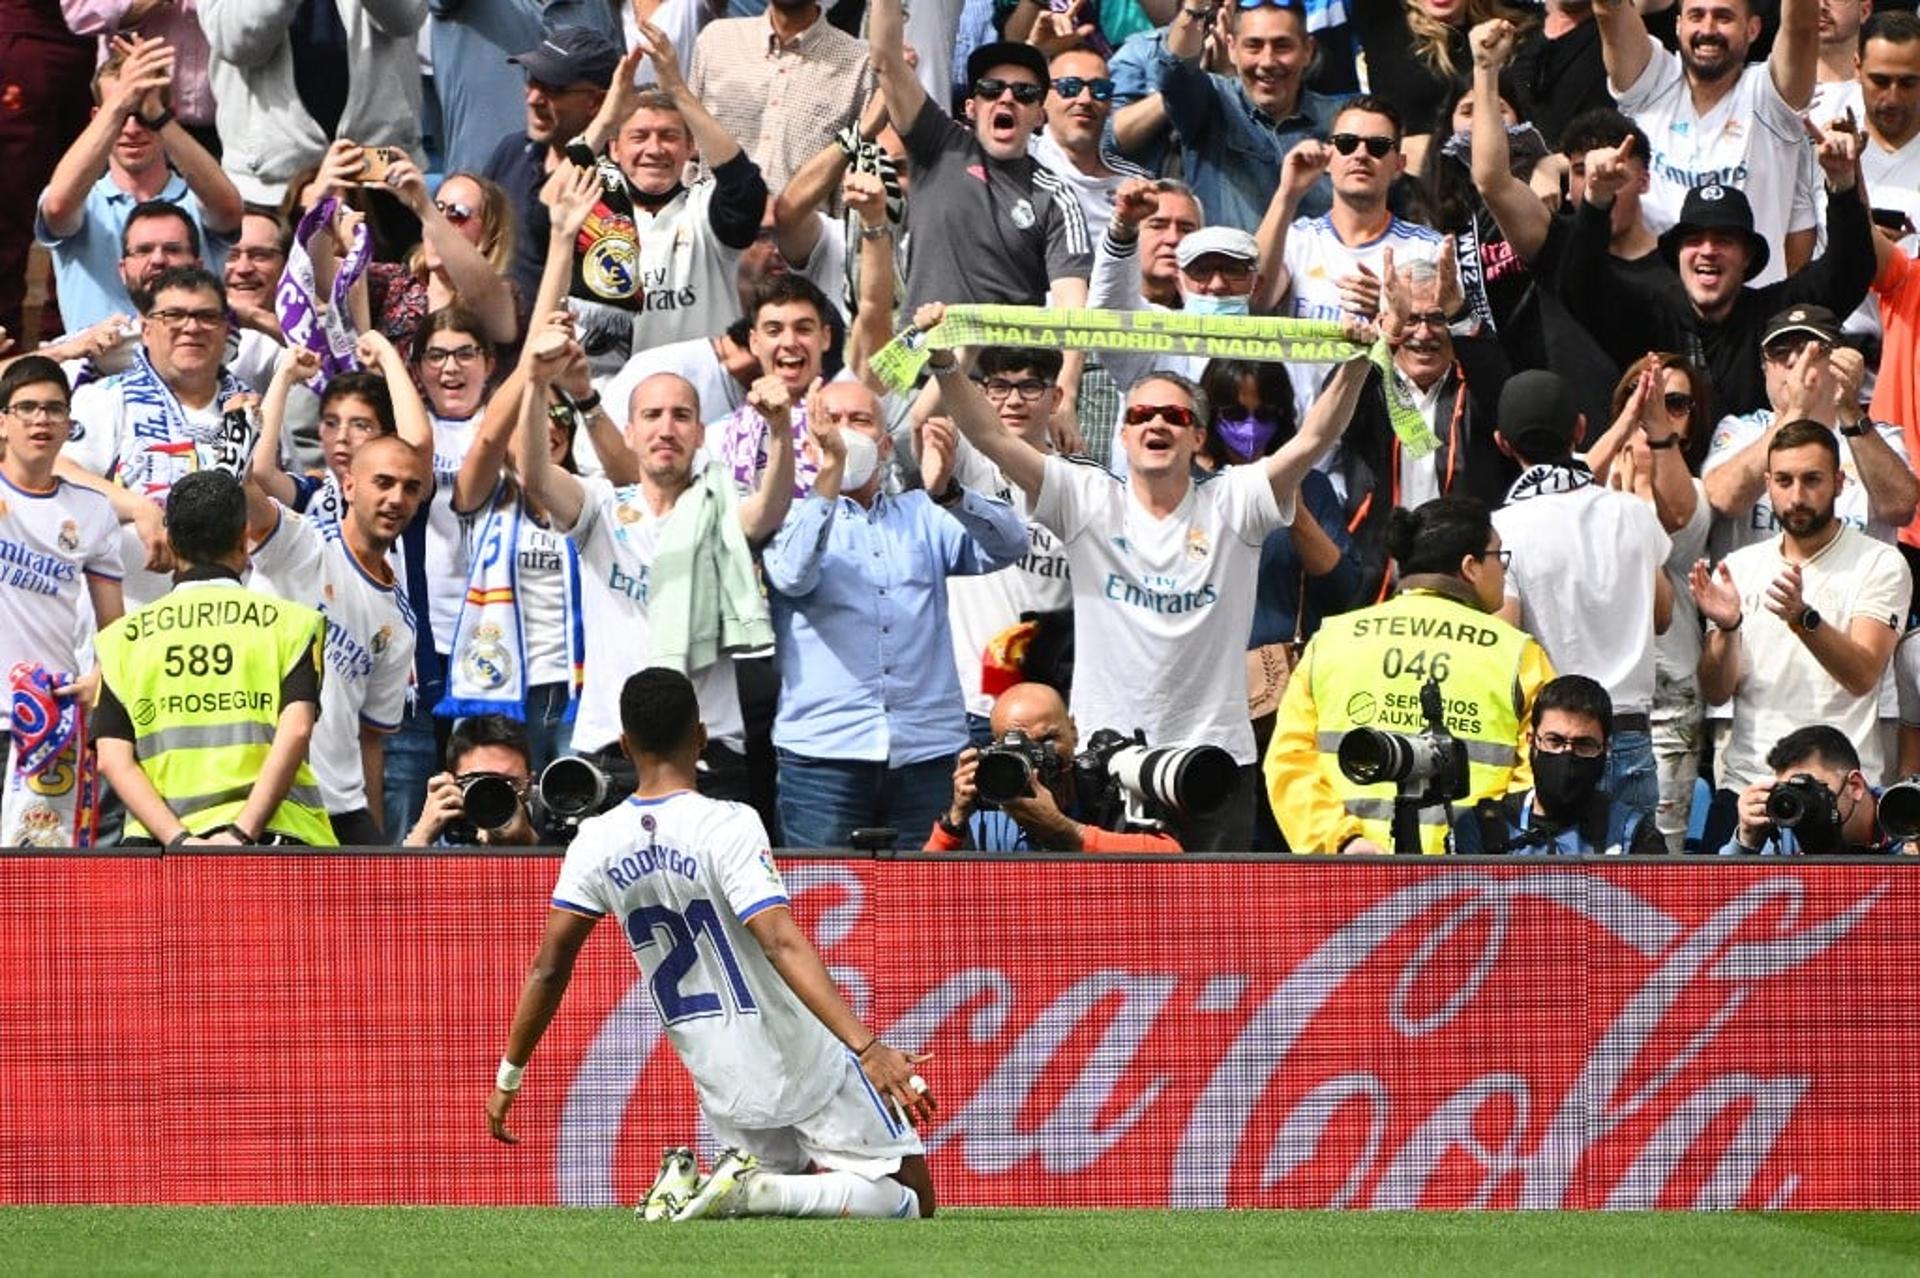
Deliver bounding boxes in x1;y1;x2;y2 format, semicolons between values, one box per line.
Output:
57;520;80;553
584;232;640;300
1185;527;1211;563
461;622;514;691
1009;198;1036;230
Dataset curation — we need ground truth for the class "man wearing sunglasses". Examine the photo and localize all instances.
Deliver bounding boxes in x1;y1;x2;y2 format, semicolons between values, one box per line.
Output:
921;299;1374;850
871;0;1092;415
1144;0;1343;234
1032;50;1151;231
1263;97;1451;421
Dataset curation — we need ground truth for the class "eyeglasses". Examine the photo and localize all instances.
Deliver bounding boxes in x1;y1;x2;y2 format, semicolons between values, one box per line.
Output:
1535;731;1607;759
979;376;1051;401
146;307;227;330
435;200;475;225
1051;76;1115;102
1472;547;1512;568
1763;337;1828;364
3;400;71;423
124;241;193;260
421;344;485;366
1124;403;1198;428
319;416;382;437
975;77;1046;106
1663;391;1695;416
232;246;286;264
1180;259;1255;283
1406;310;1450;332
1330;133;1398;158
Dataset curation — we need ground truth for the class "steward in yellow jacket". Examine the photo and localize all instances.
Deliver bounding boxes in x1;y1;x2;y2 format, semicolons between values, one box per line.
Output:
1266;496;1554;853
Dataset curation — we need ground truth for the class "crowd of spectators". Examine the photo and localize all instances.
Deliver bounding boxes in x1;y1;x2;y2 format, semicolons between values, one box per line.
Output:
5;0;1920;855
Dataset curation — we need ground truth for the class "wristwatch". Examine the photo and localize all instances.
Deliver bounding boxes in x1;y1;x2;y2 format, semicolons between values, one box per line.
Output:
933;477;964;506
138;106;175;132
1799;606;1822;633
1645;434;1681;450
1840;420;1869;438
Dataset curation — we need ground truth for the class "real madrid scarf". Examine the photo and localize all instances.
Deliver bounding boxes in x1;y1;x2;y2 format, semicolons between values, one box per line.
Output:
436;483;584;722
276;195;373;391
116;349;253;495
870;305;1439;458
3;663;97;848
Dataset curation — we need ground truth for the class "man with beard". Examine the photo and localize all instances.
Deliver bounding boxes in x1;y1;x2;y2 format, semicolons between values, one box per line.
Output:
1562;120;1877;416
1692;419;1912;813
1032;47;1150;231
245;434;431;845
1595;0;1821;285
1810;0;1873;124
35;35;242;332
1723;724;1901;853
870;0;1091;418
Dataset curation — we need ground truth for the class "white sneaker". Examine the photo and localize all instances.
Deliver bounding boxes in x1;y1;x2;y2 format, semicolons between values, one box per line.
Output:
636;1146;700;1222
671;1148;759;1221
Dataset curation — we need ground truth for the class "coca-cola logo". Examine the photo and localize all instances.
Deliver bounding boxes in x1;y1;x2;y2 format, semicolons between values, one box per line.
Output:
557;868;1887;1209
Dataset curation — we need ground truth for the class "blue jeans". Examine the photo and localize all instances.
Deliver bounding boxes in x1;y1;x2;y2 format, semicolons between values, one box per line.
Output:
775;750;956;851
383;677;444;845
522;682;573;778
1604;729;1659;826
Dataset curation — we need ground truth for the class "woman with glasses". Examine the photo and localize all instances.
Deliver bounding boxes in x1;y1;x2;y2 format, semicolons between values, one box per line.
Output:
364;157;520;357
1589;354;1712;850
1265;494;1554;855
1199;358;1360;852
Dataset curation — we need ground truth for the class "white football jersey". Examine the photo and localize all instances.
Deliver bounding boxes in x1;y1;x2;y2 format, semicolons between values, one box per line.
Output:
1615;48;1818;288
559;473;745;755
249;503;415;813
0;474;122;729
1282;214;1446;419
424;413;480;656
552;790;843;1129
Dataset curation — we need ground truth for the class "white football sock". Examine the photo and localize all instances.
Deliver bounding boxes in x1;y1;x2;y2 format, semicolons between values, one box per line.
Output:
741;1170;920;1219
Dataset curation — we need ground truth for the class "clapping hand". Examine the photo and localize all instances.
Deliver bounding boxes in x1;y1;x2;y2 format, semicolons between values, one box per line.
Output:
1688;558;1744;631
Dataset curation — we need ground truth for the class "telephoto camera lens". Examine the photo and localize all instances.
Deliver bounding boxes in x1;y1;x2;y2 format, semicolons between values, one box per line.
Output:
459;774;521;831
539;755;612;821
1337;727;1417;786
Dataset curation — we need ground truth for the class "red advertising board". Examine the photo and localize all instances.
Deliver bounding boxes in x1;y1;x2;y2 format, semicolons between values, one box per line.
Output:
0;856;1914;1209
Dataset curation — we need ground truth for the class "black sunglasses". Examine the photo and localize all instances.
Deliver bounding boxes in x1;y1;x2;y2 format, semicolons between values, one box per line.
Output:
975;77;1046;106
1051;75;1115;102
1330;132;1397;158
1663;391;1695;416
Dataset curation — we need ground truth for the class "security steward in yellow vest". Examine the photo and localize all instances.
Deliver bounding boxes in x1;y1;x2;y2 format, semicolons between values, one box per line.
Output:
1266;496;1555;854
92;471;335;847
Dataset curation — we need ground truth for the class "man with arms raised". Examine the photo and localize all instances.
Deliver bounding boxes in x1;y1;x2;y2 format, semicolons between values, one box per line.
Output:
489;667;936;1221
517;317;796;801
922;301;1373;850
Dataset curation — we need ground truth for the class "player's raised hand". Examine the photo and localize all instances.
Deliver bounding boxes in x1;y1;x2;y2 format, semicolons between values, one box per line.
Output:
487;1085;520;1145
859;1040;937;1128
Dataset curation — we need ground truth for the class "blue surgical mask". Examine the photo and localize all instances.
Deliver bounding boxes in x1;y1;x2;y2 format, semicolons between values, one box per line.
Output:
1181;292;1251;317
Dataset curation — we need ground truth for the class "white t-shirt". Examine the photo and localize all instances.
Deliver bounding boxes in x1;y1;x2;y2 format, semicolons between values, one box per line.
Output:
1656;478;1713;706
551;790;841;1128
1701;411;1908;560
1033;456;1288;765
1493;479;1672;717
248;504;416;813
0;474;122;729
945;440;1072;718
1615;49;1818;288
1282;214;1446;418
1718;525;1912;789
1029;129;1144;232
425;413;480;654
559;473;745;754
515;511;571;687
65;374;255;609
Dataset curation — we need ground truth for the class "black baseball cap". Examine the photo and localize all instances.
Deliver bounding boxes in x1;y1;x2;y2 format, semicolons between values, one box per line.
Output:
509;25;623;89
1656;183;1770;281
1761;303;1844;348
1498;370;1579;447
966;40;1051;90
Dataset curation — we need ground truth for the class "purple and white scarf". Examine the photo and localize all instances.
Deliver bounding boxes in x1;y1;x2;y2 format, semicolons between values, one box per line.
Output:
275;195;373;392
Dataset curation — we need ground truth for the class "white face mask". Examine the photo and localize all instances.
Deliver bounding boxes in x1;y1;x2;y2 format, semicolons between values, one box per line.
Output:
839;426;879;491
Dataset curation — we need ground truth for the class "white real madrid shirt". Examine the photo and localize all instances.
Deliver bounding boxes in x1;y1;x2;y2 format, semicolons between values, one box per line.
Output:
558;473;746;755
0;474;123;730
248;502;416;814
1033;456;1289;765
550;790;843;1129
1614;48;1818;288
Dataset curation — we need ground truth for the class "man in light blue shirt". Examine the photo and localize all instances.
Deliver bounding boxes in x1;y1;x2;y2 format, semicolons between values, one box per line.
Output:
1147;1;1343;232
34;38;241;333
765;382;1028;851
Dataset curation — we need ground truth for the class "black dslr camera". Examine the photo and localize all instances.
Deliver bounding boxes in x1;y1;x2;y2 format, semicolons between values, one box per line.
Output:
442;771;527;845
975;729;1067;806
1765;772;1845;851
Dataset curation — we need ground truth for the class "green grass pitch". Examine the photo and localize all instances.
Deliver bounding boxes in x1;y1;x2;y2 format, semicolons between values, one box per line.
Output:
5;1208;1920;1275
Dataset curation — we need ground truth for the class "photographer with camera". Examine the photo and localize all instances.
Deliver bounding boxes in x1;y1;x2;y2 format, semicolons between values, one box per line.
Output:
925;684;1183;853
1450;676;1668;856
404;716;540;848
1266;496;1556;855
1722;725;1902;855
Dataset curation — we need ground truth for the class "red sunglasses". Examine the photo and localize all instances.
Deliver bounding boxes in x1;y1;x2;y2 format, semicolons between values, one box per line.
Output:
1124;403;1199;428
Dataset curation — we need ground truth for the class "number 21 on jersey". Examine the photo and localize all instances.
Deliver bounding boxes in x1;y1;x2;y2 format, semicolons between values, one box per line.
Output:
624;899;759;1026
